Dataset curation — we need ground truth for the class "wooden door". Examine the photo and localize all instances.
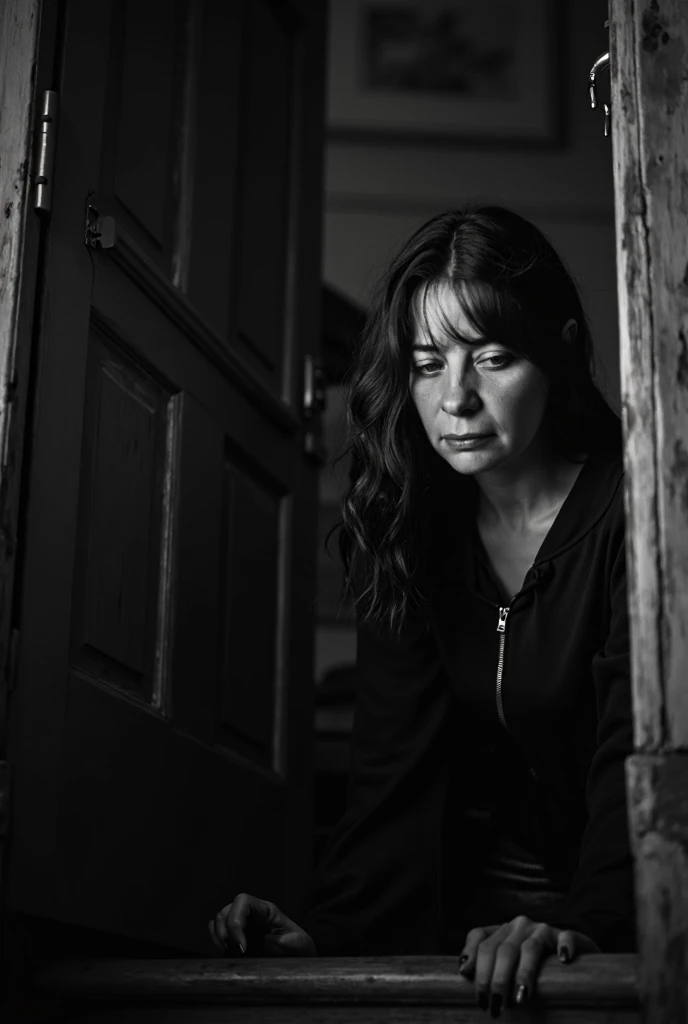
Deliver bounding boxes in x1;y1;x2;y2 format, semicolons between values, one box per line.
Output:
5;0;325;954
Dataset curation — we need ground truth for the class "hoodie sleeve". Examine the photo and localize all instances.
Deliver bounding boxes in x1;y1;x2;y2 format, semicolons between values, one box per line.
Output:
300;612;454;956
557;502;637;952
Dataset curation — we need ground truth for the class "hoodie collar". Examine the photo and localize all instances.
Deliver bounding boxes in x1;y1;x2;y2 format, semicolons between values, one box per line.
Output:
432;427;624;590
529;432;623;566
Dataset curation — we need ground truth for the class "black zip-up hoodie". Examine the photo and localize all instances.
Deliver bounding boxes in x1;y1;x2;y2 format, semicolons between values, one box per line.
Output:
302;423;635;956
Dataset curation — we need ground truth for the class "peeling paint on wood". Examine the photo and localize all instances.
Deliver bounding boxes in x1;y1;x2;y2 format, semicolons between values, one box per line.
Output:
628;755;688;1017
612;41;664;751
627;754;688;847
631;826;688;1021
612;0;688;1018
611;0;688;748
641;2;665;54
677;330;688;388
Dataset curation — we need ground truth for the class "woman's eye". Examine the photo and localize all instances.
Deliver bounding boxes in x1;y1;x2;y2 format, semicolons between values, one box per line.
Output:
478;353;514;369
412;360;443;376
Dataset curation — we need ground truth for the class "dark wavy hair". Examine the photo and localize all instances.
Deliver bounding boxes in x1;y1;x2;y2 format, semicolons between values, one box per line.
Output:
334;205;618;636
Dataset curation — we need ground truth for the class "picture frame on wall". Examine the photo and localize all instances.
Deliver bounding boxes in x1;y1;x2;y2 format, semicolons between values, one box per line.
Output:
327;0;565;147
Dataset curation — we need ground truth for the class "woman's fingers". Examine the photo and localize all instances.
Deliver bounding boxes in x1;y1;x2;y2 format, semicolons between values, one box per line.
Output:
557;928;575;963
512;924;557;1005
208;917;224;952
226;892;273;953
458;917;562;1014
473;918;536;1013
474;936;505;1012
457;925;494;978
457;918;601;1013
558;928;601;959
487;936;533;1015
211;894;257;955
210;904;231;947
211;894;283;956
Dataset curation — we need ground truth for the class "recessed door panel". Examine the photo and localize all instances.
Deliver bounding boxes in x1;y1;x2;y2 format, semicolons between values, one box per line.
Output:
70;326;175;706
186;0;242;338
99;0;183;269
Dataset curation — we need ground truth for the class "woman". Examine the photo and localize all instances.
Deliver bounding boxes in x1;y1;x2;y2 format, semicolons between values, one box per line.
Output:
209;207;636;1014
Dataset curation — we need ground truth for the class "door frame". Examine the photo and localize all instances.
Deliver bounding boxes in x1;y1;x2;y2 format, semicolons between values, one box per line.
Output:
0;0;60;952
609;0;688;1019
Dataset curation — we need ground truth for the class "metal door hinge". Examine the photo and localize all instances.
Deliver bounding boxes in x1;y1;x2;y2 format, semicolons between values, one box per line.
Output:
85;198;117;250
302;355;327;464
33;91;59;216
0;761;10;842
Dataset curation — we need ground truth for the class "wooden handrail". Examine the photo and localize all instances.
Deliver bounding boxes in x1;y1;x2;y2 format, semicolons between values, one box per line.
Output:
31;954;639;1008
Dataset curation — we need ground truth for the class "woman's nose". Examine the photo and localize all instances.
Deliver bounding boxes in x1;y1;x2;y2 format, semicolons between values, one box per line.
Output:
441;372;480;415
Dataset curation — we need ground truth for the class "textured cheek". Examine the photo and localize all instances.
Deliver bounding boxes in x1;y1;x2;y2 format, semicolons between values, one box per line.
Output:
411;384;438;425
408;394;428;439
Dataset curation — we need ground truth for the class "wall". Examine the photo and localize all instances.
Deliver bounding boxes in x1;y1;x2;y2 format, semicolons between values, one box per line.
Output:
316;0;617;685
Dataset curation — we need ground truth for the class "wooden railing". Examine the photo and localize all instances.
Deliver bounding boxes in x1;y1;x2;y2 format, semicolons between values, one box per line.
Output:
24;954;639;1022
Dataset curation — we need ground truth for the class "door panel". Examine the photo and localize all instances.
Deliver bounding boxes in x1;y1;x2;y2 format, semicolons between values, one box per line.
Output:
70;325;173;704
186;0;242;338
7;0;325;953
58;676;284;938
99;0;186;272
112;0;179;250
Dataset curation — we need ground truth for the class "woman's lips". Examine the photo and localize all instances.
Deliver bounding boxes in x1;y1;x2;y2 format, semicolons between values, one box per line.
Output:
442;434;493;449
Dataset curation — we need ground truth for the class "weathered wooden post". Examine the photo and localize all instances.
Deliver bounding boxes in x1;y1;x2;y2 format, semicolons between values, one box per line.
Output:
610;1;688;1020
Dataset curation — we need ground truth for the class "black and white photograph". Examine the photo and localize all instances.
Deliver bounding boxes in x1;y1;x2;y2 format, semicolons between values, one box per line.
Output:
0;0;686;1020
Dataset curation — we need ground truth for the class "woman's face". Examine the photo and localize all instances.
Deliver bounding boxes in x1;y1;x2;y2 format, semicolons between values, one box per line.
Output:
409;281;553;478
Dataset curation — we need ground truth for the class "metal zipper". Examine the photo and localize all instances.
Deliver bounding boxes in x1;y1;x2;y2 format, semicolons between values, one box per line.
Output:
472;556;542;766
495;606;510;730
493;601;539;779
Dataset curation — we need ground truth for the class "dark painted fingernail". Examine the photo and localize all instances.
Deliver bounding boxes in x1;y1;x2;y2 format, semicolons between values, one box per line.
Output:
238;941;245;955
477;990;489;1011
559;945;570;963
515;983;528;1004
458;954;469;969
490;993;502;1018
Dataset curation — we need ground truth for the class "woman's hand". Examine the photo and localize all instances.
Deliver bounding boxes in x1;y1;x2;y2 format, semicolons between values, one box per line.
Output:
457;915;600;1016
209;893;317;957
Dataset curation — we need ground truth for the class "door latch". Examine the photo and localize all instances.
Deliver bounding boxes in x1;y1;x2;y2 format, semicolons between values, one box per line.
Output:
85;198;117;250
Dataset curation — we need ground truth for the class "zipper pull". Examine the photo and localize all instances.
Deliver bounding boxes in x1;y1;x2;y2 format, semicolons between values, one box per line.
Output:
497;606;510;633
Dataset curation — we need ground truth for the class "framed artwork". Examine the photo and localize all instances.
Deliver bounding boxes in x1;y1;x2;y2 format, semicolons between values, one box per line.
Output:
327;0;564;146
